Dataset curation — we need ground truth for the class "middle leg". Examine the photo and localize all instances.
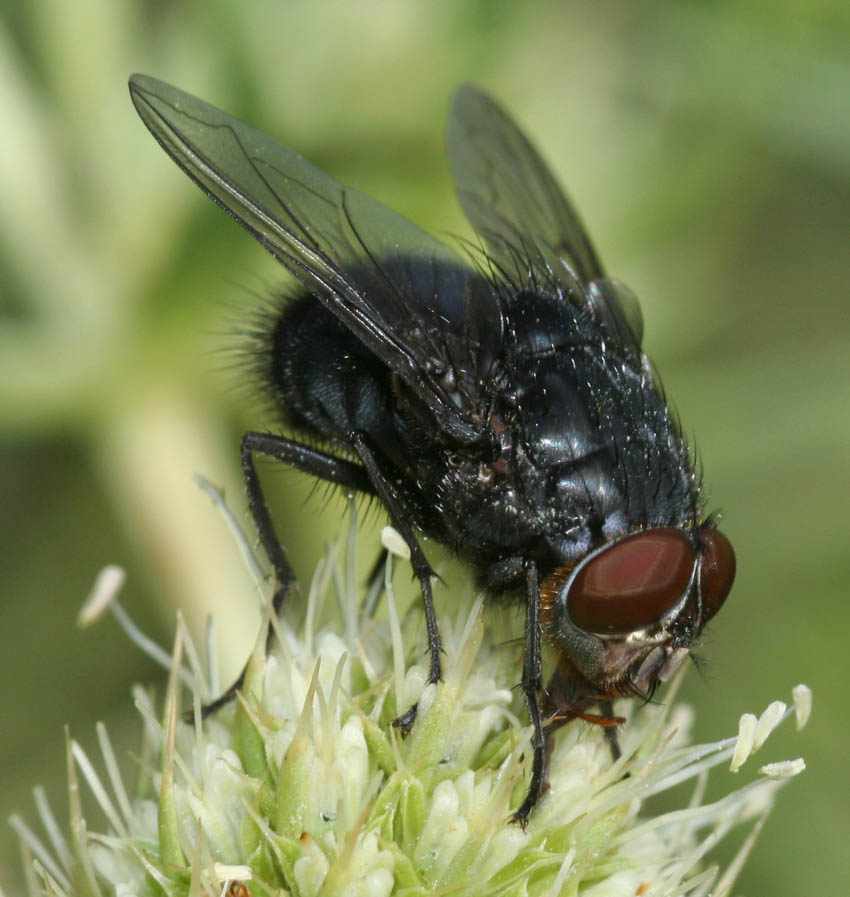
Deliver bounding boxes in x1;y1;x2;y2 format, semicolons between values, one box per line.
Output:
510;559;548;827
349;430;442;687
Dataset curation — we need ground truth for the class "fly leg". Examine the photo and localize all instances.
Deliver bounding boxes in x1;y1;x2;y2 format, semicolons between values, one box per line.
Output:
362;547;390;618
599;699;622;762
508;652;627;820
199;431;376;718
349;430;442;735
510;559;547;828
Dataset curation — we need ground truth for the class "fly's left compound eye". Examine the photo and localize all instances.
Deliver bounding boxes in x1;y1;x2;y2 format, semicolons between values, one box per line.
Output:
697;526;736;623
567;529;694;634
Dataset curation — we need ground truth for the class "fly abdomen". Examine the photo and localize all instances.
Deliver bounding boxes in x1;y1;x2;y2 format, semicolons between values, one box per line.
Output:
266;294;399;455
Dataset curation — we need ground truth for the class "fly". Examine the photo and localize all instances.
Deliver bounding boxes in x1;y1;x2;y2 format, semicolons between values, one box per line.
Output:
129;76;736;825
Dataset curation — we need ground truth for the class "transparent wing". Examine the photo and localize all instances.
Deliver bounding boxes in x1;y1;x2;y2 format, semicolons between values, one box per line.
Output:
448;84;643;357
130;75;502;444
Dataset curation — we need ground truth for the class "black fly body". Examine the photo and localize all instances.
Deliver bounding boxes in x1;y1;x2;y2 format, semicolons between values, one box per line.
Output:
130;77;736;824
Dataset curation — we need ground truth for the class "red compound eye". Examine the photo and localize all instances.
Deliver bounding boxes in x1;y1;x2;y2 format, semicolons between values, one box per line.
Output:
698;527;736;623
569;529;694;634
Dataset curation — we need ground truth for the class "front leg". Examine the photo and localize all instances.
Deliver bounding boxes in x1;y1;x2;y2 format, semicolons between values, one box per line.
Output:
599;699;623;763
510;559;547;827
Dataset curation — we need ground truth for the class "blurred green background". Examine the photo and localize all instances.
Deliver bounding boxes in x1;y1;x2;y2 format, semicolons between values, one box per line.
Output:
1;1;847;893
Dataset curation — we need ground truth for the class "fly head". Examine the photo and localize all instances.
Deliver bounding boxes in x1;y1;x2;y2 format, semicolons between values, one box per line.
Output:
539;526;736;709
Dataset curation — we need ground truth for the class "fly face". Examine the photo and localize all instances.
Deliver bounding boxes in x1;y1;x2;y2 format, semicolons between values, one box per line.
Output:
129;75;736;825
540;526;736;704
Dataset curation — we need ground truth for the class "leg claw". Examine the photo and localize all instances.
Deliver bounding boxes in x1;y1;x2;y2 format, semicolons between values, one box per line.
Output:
392;702;418;737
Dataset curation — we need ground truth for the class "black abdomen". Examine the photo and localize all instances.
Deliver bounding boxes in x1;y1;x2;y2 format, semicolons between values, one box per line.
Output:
265;294;403;463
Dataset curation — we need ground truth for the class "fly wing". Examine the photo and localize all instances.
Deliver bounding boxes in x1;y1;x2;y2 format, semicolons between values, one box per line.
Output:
448;84;643;360
130;75;501;445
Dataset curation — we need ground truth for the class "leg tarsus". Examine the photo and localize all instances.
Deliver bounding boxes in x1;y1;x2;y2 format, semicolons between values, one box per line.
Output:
195;669;246;721
391;702;419;737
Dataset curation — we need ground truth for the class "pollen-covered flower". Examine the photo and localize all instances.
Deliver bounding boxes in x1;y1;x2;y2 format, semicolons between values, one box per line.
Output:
12;494;810;897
